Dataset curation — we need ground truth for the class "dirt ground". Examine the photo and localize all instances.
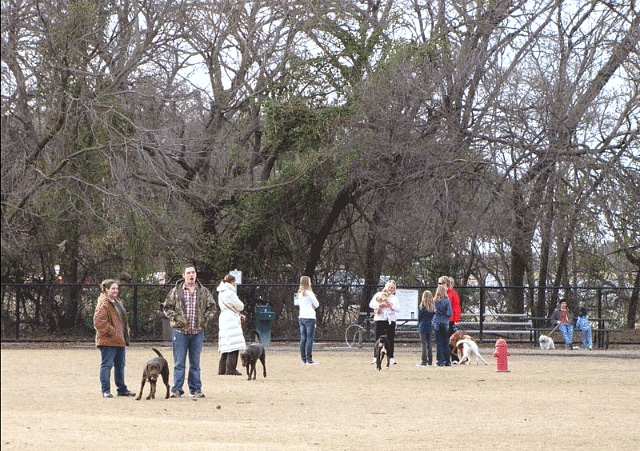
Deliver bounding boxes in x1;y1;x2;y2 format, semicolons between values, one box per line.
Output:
1;342;639;451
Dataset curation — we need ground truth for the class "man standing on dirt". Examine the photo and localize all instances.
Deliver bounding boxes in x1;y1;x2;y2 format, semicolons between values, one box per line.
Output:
163;264;216;398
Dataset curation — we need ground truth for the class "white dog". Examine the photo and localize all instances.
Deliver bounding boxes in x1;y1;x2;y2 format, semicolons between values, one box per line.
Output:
455;338;488;365
538;334;555;350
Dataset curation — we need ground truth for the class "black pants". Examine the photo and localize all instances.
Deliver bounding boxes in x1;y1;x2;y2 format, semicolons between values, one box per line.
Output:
218;350;240;375
448;321;459;362
374;321;396;358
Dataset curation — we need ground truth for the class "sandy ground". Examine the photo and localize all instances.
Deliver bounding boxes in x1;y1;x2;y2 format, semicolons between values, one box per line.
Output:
1;342;639;451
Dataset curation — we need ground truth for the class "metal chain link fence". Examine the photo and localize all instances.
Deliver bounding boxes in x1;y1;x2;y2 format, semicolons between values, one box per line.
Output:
1;283;633;343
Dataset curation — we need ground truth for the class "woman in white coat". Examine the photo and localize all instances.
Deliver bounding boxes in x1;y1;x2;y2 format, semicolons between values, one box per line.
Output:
216;274;246;375
296;275;320;365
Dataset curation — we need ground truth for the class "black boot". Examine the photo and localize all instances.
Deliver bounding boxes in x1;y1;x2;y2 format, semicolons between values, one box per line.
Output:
226;350;242;376
218;353;228;375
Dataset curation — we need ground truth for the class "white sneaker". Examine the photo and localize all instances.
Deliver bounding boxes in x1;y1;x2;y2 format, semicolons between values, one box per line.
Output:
389;358;397;365
307;360;319;365
416;363;427;367
370;358;377;364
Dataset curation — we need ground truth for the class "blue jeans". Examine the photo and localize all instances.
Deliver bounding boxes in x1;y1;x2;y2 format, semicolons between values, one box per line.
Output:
172;330;204;394
434;323;450;366
419;332;433;365
559;323;574;347
299;318;316;363
99;346;130;395
580;327;593;349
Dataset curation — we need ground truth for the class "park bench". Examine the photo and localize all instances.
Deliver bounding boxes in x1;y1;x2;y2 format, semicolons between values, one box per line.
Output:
367;314;621;349
394;318;419;335
456;313;533;344
529;317;622;350
393;314;534;344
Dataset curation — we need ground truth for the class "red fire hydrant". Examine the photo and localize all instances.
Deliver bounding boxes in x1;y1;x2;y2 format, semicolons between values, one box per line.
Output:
493;338;510;372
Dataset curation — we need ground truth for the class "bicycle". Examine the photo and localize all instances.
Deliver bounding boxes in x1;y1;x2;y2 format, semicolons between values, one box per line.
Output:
344;323;367;348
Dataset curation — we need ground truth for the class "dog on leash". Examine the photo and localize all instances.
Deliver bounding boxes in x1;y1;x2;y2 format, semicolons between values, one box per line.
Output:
135;348;170;400
374;335;389;371
538;334;555;350
240;343;266;380
455;338;488;365
449;330;473;361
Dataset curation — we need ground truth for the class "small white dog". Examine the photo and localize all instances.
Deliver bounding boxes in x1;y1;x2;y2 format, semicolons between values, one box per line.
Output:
538;334;555;350
455;338;488;365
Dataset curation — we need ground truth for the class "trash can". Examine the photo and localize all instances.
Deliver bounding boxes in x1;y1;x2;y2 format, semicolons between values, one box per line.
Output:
255;305;276;347
157;311;172;344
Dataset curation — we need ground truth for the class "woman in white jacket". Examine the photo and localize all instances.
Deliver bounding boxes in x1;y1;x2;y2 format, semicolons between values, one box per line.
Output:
296;276;320;365
368;280;401;365
216;274;246;375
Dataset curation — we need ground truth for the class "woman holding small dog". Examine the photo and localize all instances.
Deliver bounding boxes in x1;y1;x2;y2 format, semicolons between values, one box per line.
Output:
217;274;246;375
433;284;453;367
93;279;136;398
369;280;401;365
296;275;320;365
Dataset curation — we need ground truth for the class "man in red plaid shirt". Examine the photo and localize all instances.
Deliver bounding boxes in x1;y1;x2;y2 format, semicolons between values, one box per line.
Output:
163;264;216;398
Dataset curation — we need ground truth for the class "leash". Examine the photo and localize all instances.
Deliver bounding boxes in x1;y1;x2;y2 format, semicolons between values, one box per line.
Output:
453;324;466;334
547;323;559;336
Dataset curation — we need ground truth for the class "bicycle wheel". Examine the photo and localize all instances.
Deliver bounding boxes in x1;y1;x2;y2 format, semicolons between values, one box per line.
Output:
344;324;365;348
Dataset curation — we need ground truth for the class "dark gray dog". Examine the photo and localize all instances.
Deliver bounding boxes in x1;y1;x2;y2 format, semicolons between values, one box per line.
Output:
240;343;266;380
135;348;170;400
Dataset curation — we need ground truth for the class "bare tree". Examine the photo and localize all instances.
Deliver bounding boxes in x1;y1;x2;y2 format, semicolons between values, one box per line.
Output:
1;0;189;283
2;0;637;330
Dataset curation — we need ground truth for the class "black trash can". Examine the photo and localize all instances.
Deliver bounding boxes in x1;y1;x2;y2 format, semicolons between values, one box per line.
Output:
255;305;276;347
157;311;172;344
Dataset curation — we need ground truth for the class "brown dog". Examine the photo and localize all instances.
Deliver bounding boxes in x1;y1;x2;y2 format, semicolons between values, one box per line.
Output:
449;330;473;361
240;343;266;380
135;348;170;400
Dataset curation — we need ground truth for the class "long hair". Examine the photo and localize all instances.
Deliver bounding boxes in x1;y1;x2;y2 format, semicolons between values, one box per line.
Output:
223;274;236;284
434;285;448;300
384;280;397;293
298;275;313;294
420;290;435;312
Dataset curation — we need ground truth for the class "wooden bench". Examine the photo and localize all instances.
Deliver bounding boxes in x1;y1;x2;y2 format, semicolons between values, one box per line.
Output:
387;315;621;349
394;314;534;344
457;313;533;344
395;319;418;335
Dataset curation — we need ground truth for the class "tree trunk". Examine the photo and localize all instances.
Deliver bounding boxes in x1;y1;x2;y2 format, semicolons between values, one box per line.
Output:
628;270;639;330
509;184;529;314
360;210;384;319
303;182;358;277
625;250;640;330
